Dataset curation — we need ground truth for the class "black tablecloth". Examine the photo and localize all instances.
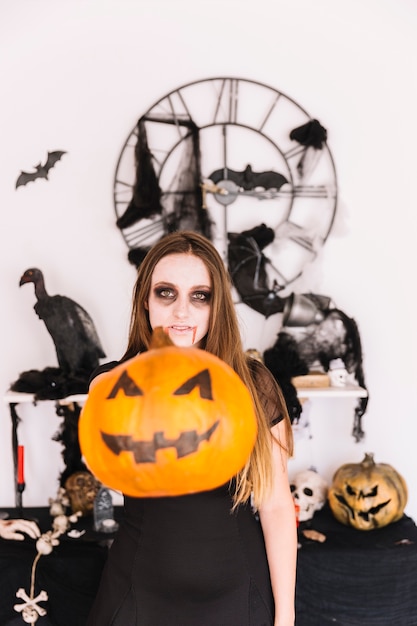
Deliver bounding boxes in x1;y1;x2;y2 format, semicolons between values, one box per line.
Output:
3;505;417;626
296;505;417;626
0;507;121;626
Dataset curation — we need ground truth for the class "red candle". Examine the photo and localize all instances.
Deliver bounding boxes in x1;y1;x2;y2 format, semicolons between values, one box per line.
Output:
17;445;24;484
294;501;300;527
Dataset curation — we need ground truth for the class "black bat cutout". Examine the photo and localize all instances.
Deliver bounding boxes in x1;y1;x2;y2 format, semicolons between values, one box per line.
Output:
209;164;288;191
101;421;220;463
16;150;66;188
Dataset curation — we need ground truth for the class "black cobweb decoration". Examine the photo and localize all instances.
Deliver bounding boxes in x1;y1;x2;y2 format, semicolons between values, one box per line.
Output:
54;403;88;487
161;121;213;238
264;300;369;441
125;121;213;268
289;119;328;179
116;117;163;230
228;223;286;318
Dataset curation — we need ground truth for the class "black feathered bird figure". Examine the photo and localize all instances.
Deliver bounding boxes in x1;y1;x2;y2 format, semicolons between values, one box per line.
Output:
19;268;106;380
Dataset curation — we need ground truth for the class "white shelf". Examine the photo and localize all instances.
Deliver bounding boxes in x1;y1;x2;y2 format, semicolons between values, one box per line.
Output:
3;386;367;405
296;384;368;399
3;391;87;405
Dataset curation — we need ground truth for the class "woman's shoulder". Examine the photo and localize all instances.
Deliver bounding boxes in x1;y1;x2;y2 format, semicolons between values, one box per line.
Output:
247;357;284;427
88;361;120;386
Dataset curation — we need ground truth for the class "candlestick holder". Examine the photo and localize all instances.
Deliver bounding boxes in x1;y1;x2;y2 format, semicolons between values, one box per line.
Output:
16;481;25;517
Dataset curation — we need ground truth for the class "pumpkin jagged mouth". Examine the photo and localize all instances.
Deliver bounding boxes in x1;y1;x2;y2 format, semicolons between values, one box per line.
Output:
334;493;391;521
100;420;220;463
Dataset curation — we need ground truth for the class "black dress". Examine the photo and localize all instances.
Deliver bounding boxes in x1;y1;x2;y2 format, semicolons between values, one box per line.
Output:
87;359;283;626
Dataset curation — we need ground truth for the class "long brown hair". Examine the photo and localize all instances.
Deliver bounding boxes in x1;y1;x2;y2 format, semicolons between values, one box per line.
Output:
122;231;293;507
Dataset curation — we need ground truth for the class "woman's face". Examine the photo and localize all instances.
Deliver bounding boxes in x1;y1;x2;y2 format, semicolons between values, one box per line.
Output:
147;253;212;348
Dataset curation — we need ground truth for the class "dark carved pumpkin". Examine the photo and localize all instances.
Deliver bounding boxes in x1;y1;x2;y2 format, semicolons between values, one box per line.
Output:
79;328;258;497
328;452;408;530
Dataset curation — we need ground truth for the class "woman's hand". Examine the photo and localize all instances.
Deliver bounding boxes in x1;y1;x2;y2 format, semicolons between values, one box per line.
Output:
0;518;41;541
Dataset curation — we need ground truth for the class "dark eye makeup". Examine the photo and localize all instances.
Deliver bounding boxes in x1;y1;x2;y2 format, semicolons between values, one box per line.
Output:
155;287;175;299
192;290;211;303
153;286;211;303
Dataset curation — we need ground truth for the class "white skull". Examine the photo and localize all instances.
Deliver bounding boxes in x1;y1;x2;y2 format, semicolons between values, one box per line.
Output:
328;358;348;387
290;469;328;522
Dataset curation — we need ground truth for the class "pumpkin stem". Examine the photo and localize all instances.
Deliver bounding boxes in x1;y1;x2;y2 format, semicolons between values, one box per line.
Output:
361;452;375;468
150;327;175;349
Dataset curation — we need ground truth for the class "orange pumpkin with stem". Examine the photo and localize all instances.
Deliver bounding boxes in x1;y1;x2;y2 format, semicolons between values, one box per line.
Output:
79;328;258;497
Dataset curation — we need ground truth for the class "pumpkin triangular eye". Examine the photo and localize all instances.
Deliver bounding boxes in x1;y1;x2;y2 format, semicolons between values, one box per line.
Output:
363;485;378;498
106;370;144;398
173;368;213;400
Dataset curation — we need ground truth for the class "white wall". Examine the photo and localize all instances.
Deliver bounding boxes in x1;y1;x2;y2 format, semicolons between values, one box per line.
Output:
1;0;416;519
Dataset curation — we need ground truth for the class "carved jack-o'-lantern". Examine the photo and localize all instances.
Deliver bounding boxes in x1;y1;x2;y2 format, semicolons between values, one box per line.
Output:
328;452;408;530
79;328;258;497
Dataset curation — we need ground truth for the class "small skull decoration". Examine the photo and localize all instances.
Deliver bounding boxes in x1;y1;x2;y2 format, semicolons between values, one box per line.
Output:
290;469;329;522
64;471;101;516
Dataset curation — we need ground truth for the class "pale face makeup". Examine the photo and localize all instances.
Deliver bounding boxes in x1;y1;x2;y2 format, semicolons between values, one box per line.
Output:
147;253;212;348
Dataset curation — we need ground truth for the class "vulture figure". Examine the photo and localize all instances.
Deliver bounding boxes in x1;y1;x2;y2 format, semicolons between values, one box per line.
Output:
19;268;106;379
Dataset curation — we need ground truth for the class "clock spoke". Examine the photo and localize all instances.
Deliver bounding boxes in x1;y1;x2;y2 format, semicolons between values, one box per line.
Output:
284;144;306;161
114;179;135;205
212;78;239;125
222;125;228;179
294;185;336;198
201;185;335;207
258;91;282;133
123;218;165;248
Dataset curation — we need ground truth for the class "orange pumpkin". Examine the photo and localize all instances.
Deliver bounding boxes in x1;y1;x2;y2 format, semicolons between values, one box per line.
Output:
328;452;408;530
79;328;258;497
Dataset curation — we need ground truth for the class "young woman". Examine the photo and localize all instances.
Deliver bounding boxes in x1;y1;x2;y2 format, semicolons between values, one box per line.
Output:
87;231;297;626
